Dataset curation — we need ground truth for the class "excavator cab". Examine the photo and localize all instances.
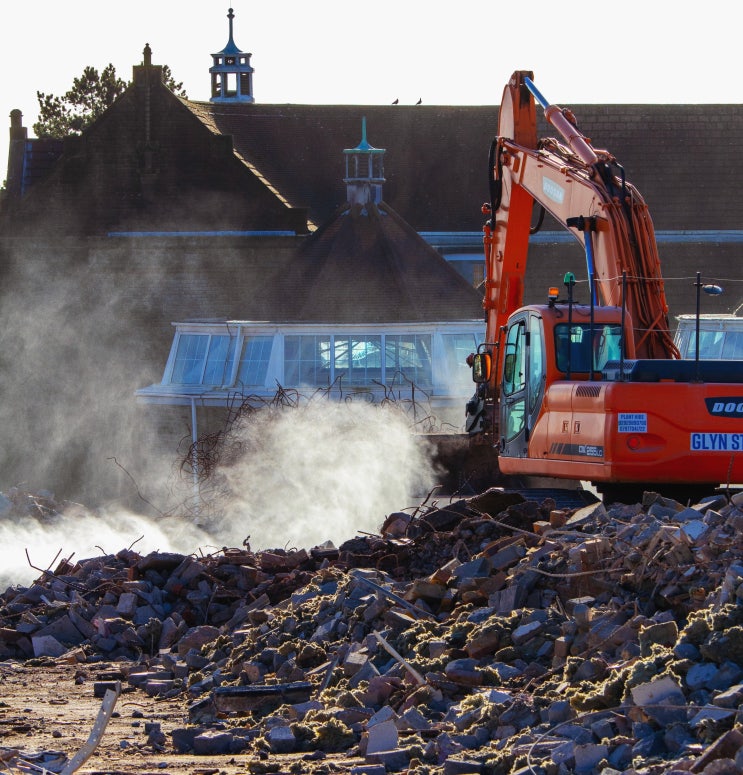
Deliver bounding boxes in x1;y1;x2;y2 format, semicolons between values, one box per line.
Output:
497;303;627;460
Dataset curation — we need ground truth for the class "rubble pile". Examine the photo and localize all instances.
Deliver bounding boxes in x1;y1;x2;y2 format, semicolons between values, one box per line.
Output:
3;486;743;773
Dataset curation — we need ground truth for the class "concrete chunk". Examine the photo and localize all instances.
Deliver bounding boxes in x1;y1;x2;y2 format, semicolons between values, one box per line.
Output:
630;676;686;725
31;634;66;658
192;730;234;755
365;718;398;755
574;743;609;771
266;725;296;753
686;662;719;691
349;658;381;688
176;625;220;657
712;682;743;708
443;760;484;774
452;558;491;580
343;649;370;677
33;614;85;645
116;592;138;617
512;620;543;645
368;705;398;726
689;705;736;728
366;747;410;771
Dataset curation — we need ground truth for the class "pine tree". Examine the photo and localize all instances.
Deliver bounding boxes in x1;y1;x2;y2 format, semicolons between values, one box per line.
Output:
33;63;187;139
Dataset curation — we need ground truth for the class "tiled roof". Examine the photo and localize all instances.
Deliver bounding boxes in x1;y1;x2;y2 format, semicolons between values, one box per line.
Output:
185;101;498;232
8;84;743;238
184;100;743;233
268;201;484;323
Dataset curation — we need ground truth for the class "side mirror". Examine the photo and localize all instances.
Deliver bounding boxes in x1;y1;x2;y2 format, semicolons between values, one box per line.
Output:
472;352;492;383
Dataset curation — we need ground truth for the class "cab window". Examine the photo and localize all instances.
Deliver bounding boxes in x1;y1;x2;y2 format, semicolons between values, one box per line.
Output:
502;321;526;396
555;323;622;373
528;315;545;412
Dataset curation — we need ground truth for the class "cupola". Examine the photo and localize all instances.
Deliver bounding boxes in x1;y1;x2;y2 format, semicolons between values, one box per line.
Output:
343;118;385;205
210;8;254;103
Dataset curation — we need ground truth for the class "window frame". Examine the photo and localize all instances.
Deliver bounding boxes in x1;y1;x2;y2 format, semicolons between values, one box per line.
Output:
168;332;236;387
159;323;486;398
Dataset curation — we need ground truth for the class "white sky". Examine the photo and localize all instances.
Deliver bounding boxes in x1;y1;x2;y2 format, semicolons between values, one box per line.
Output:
1;0;739;178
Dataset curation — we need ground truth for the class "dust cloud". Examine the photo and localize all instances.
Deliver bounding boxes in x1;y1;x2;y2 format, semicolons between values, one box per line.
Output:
0;241;439;589
0;503;214;591
0;400;439;589
0;244;175;507
198;400;438;552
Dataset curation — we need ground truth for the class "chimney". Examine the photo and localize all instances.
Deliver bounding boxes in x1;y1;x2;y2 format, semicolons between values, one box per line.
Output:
5;109;28;201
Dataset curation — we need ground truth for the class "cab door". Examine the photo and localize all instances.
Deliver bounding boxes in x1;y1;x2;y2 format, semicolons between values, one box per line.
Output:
500;313;546;459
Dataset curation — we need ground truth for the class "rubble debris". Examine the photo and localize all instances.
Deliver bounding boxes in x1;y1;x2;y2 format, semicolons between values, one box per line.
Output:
3;485;743;772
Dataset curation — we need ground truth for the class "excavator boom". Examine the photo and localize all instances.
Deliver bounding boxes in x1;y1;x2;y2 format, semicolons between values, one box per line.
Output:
483;71;676;362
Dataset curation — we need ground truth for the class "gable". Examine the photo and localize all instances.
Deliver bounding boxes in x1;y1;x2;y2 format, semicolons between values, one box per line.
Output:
1;68;309;236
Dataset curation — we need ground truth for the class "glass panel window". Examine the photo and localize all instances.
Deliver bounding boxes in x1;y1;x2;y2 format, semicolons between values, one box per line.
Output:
171;334;209;384
236;336;273;387
170;334;235;386
555;323;624;373
528;316;545;413
687;329;724;359
722;332;743;360
334;336;382;385
502;321;526;396
203;335;235;385
442;333;479;391
594;324;623;369
284;335;331;386
385;334;432;386
502;321;526;441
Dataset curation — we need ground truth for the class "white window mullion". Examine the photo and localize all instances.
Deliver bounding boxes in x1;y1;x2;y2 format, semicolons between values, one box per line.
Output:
329;334;336;383
228;327;242;387
198;335;211;385
162;332;180;385
380;334;386;386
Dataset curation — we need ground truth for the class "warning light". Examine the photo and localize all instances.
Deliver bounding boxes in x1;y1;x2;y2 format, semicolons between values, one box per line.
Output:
548;287;559;301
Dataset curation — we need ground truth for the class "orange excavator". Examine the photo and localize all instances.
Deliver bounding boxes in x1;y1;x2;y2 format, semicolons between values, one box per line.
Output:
465;70;743;503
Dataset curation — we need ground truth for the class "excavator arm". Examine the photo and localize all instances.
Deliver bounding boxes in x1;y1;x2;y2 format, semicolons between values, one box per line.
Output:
482;71;677;362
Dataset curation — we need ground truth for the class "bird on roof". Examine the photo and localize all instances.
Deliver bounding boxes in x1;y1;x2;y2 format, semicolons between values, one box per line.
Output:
392;98;398;104
416;98;422;105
